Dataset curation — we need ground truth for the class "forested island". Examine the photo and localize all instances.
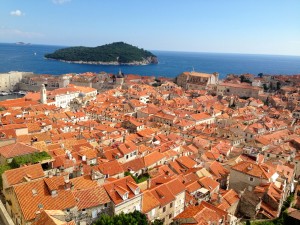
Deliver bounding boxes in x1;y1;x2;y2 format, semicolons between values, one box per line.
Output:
44;42;158;65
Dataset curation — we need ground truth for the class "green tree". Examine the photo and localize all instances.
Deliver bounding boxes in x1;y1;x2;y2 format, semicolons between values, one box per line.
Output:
45;42;157;64
0;164;12;188
132;210;148;225
276;82;281;90
152;219;164;225
93;211;154;225
10;151;51;168
94;214;114;225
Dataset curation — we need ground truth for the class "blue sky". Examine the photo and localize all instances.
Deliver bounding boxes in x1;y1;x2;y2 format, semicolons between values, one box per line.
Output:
1;0;300;55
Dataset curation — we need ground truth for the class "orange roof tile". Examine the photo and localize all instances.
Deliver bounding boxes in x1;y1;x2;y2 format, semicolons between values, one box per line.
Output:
3;164;44;187
231;161;276;179
73;186;110;210
0;142;39;159
13;178;76;221
142;190;160;213
103;176;140;205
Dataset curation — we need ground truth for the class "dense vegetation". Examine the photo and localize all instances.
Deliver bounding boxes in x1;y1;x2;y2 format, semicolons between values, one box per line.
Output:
124;171;150;183
10;151;51;168
45;42;157;64
93;211;163;225
0;151;51;188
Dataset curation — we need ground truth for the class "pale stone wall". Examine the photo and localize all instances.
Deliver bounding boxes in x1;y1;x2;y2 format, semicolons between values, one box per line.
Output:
114;194;142;215
145;206;160;222
229;169;268;192
217;84;263;98
0;200;14;225
0;71;29;92
174;191;185;217
158;201;174;225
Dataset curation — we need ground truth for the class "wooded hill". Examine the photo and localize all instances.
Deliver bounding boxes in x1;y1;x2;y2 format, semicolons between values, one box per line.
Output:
45;42;158;64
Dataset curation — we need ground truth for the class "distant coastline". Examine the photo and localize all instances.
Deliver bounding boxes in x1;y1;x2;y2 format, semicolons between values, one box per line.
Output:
15;42;31;45
45;57;156;66
1;43;300;77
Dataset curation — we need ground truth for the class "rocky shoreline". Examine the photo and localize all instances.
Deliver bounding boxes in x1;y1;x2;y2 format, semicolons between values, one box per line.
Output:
46;56;158;66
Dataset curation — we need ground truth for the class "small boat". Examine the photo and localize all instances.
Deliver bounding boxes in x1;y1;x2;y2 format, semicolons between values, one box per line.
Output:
18;91;27;95
0;92;9;96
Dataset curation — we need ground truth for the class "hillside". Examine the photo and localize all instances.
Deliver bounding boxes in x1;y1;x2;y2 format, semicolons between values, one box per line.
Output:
44;42;158;65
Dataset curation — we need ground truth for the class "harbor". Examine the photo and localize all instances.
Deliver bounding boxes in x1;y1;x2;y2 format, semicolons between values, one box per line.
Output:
0;92;24;101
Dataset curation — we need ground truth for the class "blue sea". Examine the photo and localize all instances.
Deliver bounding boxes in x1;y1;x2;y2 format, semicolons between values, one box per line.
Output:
0;43;299;79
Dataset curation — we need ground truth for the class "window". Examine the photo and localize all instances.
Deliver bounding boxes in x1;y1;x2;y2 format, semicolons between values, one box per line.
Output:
169;214;172;219
249;177;254;182
170;202;173;208
163;206;166;213
104;203;108;208
122;192;129;200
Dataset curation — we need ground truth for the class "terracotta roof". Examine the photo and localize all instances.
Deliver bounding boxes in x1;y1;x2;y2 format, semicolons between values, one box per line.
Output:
103;176;140;205
142;190;160;213
143;151;165;167
150;184;175;207
70;175;98;191
176;156;197;169
73;186;110;210
174;201;227;224
165;178;186;196
31;210;76;225
3;164;44;187
208;161;229;178
198;176;219;192
221;189;240;206
0;142;39;159
13;177;76;221
98;160;124;176
122;158;145;172
231;161;276;179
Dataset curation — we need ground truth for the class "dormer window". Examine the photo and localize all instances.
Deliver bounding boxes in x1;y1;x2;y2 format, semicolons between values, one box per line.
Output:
123;192;129;200
134;187;140;195
32;189;38;196
51;190;58;197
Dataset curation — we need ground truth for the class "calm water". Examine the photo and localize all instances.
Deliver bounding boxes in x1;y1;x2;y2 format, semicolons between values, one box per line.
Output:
0;43;300;79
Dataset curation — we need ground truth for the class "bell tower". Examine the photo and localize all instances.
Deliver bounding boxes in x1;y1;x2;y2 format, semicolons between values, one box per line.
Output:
40;84;47;104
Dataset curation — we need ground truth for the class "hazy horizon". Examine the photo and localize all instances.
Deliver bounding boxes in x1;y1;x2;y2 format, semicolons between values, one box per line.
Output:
2;42;300;57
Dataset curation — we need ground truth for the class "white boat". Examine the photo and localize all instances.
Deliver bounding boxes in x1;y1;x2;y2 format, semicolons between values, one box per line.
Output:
0;92;9;96
18;91;27;95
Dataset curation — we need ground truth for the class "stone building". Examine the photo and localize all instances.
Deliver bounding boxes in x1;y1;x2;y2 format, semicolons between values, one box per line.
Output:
217;82;263;98
18;74;70;92
176;71;219;90
0;71;32;92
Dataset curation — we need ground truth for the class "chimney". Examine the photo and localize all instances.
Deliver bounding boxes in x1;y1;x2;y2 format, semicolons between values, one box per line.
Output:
147;178;151;189
64;180;72;191
238;190;244;198
217;193;222;204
